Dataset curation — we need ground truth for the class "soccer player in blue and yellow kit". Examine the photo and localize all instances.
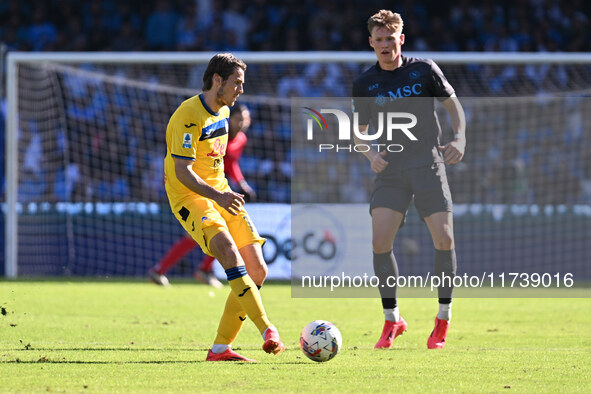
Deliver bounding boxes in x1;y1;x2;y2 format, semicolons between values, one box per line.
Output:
164;53;284;361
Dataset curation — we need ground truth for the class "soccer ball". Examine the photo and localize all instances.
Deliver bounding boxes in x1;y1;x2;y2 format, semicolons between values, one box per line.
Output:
300;320;342;362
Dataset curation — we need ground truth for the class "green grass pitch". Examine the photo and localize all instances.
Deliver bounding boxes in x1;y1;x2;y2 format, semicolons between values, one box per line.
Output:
1;281;590;392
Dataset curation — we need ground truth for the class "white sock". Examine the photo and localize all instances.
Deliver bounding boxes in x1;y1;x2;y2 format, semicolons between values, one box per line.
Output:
211;344;230;354
437;303;452;321
384;307;400;322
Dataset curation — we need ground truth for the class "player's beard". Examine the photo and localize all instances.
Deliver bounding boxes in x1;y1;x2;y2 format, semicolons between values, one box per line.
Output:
216;82;234;107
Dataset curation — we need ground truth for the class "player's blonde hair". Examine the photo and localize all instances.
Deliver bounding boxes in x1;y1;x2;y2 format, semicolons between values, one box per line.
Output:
367;10;403;34
202;53;247;91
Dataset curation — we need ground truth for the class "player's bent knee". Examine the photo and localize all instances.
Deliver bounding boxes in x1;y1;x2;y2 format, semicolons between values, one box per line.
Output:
246;259;268;284
248;263;268;286
433;232;454;250
258;262;268;280
209;232;241;269
239;243;268;285
372;236;394;254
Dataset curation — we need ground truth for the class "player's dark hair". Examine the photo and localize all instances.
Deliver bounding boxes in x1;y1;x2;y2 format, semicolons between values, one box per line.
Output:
368;10;403;34
202;53;246;91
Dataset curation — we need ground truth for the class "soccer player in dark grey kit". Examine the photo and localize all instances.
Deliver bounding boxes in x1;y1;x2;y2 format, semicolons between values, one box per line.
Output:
352;10;466;349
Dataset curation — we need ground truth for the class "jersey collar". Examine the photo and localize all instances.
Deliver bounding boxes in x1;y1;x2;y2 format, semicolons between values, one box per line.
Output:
375;55;408;72
199;93;219;116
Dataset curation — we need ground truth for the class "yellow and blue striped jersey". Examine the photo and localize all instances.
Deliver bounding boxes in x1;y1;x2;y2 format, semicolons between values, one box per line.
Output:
164;93;230;202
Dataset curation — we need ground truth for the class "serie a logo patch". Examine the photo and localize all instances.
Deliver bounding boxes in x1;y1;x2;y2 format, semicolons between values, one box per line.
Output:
182;133;192;148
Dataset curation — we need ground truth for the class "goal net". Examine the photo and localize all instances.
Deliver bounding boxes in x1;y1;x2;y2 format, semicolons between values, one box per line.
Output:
3;52;591;287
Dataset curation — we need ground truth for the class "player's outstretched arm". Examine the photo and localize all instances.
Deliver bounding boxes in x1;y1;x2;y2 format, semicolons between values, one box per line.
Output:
354;124;389;173
439;94;466;165
174;157;245;215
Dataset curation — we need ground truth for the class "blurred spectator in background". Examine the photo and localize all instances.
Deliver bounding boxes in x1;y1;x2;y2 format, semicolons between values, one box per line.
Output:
26;5;57;51
176;1;201;51
144;0;177;50
3;0;591;206
1;0;590;53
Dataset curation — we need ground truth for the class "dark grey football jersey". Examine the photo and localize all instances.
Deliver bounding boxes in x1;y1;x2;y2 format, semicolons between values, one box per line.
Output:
352;56;455;175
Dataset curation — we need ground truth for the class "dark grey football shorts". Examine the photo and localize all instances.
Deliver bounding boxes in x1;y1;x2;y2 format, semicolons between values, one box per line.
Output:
370;163;453;219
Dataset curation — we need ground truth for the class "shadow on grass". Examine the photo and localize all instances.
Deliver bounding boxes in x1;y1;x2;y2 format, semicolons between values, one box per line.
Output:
6;347;208;352
2;359;208;364
0;277;289;285
1;359;309;365
5;346;288;352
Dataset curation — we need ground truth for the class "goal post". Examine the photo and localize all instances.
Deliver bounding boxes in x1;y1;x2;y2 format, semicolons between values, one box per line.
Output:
5;51;591;279
5;52;18;277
